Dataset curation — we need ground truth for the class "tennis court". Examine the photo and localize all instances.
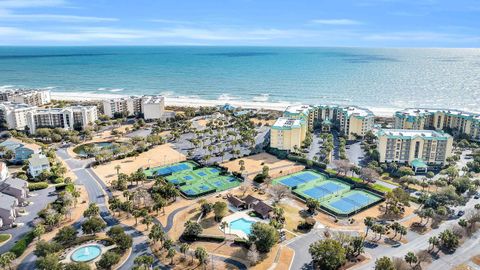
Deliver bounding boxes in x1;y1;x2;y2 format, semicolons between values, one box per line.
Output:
273;170;326;188
144;161;197;177
165;166;241;197
322;190;382;215
294;179;350;201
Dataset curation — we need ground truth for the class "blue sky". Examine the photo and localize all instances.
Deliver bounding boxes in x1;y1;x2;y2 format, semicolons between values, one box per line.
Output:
0;0;479;47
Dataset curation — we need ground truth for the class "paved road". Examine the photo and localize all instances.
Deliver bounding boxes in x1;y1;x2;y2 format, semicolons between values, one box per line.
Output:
354;196;480;270
0;186;57;254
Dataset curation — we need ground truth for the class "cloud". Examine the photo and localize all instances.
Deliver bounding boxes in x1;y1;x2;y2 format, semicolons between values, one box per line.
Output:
0;11;117;22
0;0;66;9
310;19;363;25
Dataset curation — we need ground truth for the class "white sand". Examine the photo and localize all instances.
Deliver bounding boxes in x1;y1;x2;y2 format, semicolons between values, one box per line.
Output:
51;91;398;117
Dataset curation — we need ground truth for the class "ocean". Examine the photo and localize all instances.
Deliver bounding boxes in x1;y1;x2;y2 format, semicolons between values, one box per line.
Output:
0;46;479;113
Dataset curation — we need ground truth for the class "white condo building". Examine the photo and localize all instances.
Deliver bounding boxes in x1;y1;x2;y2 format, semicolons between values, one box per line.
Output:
102;95;167;120
25;105;98;134
0;102;38;130
0;89;51;106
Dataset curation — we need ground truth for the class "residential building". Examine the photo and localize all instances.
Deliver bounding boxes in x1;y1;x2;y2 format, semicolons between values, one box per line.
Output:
0;193;18;227
141;95;165;120
0;137;41;163
376;129;453;172
312;105;374;140
394;108;480;142
0;102;37;130
0;89;51;106
102;95;170;120
270;117;307;151
283;105;314;130
28;153;51;178
0;177;28;205
26;105;97;134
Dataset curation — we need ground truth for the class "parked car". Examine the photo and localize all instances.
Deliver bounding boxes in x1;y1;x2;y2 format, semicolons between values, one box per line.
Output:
457;211;465;217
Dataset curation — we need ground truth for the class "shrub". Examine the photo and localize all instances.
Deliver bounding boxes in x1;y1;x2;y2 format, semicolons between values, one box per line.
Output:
195;234;225;242
233;238;251;248
298;217;316;231
10;231;35;257
53;177;64;184
28;182;49;191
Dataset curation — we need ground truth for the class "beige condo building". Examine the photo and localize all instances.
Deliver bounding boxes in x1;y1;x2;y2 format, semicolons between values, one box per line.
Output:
270;117;307;151
377;129;453;172
394;108;480;142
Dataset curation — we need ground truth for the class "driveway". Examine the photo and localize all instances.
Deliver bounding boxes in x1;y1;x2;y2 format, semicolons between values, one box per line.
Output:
0;186;57;254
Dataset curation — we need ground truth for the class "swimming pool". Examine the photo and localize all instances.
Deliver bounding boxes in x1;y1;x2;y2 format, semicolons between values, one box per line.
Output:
230;218;255;236
70;244;102;262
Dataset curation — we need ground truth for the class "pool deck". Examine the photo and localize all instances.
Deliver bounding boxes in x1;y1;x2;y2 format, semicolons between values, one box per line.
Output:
220;211;266;239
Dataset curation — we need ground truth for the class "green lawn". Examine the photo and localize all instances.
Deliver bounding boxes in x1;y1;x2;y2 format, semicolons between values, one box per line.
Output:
0;234;11;244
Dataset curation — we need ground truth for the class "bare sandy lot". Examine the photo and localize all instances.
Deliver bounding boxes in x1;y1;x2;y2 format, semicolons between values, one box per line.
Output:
221;153;304;181
92;143;186;186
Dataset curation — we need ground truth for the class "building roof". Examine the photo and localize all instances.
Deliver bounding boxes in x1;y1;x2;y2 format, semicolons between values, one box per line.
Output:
411;159;428;168
272;117;302;130
1;177;27;190
377;129;452;140
252;200;273;217
341;106;374;118
0;137;42;152
28;153;50;167
227;195;245;208
322;118;332;125
0;193;17;210
243;195;260;205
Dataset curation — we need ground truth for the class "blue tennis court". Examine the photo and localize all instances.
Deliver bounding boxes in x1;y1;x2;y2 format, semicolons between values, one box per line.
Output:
200;185;211;191
183;189;195;195
154;163;191;176
184;175;194;181
276;171;323;188
341;192;372;207
302;186;332;200
197;171;207;177
210;168;219;173
328;199;357;213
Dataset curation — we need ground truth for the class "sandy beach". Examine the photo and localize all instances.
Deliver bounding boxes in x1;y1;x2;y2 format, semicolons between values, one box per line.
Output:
51;91;400;117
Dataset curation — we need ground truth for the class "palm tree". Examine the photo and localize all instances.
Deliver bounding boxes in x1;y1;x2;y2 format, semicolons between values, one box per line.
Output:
142;215;153;230
180;243;190;261
220;221;228;237
114;165;121;175
404;252;418;268
428;236;438;252
167;248;176;265
363;217;375;239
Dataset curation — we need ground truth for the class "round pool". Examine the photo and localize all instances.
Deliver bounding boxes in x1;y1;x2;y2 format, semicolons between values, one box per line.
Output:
70;244;102;262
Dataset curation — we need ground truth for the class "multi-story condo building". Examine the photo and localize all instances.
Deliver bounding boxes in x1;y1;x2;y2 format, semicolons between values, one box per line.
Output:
102;95;168;120
270;117;307;151
26;105;98;134
394;108;480;142
141;96;166;120
0;102;38;130
270;104;375;151
312;105;374;140
282;105;315;130
376;129;453;173
0;89;51;106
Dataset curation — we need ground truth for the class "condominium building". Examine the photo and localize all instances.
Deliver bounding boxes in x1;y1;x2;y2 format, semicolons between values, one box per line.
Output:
312;105;375;140
394;108;480;141
26;105;98;134
0;102;37;130
0;89;51;106
376;129;453;172
270;117;307;151
102;95;169;120
283;105;314;130
141;96;166;120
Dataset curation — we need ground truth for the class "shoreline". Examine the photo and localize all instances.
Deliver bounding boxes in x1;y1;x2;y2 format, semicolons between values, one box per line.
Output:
51;91;399;117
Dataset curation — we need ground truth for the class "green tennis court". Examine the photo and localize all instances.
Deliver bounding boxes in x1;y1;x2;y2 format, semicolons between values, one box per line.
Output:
273;170;327;188
165;166;242;198
293;179;350;201
144;161;197;178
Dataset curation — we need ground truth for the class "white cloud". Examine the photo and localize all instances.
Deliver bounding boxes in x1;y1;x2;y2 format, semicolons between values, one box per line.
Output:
0;11;117;22
310;19;363;25
0;0;66;9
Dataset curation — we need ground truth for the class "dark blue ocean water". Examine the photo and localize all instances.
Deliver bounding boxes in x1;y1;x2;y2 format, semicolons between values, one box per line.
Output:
0;46;479;111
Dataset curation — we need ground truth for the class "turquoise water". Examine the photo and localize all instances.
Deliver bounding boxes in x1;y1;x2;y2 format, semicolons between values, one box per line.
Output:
0;46;479;110
71;245;102;262
230;218;255;235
